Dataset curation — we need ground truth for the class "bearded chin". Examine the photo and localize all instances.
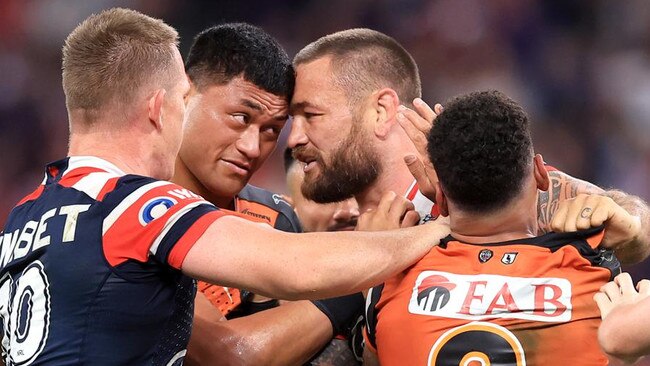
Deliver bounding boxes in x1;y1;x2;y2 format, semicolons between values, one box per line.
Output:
301;141;381;204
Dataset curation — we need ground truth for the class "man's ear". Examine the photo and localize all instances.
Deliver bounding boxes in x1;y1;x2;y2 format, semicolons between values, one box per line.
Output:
373;88;400;139
435;182;449;217
533;154;550;191
148;88;166;130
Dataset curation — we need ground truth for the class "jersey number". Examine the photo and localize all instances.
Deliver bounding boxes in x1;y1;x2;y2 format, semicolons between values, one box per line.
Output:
0;261;51;365
428;322;526;366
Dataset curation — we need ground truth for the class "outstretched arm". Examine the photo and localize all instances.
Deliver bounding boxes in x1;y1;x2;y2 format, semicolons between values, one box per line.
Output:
182;191;448;300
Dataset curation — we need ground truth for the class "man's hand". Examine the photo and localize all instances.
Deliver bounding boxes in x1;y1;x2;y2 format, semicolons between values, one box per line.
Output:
550;193;642;250
397;98;443;202
594;273;650;363
357;191;420;231
594;273;650;319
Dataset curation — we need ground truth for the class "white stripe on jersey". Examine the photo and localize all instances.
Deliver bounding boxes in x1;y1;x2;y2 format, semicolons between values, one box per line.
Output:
365;286;375;330
411;190;434;224
102;181;170;234
148;200;212;256
404;180;435;225
71;172;119;200
63;156;126;177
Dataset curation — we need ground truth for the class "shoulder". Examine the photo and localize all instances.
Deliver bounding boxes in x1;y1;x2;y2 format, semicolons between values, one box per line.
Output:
236;185;302;233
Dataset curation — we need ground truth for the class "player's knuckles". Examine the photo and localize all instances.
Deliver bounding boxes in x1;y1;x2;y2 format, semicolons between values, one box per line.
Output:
637;280;650;293
614;273;633;286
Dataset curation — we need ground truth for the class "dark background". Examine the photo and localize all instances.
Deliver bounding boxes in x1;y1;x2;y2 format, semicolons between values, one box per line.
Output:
1;0;648;284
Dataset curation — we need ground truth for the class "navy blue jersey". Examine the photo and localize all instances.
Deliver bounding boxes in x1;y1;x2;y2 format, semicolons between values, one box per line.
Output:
0;157;223;365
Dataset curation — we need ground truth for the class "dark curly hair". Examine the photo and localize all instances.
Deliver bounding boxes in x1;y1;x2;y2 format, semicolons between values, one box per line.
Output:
185;23;294;100
428;90;534;213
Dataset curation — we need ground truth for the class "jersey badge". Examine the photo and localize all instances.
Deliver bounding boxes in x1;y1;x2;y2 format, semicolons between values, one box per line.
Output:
138;197;177;225
478;249;493;263
501;252;518;265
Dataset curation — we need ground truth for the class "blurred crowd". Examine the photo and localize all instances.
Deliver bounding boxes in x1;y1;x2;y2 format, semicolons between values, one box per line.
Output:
1;0;649;282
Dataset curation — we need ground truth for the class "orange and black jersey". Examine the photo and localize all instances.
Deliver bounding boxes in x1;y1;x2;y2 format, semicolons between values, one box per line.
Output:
364;227;620;366
198;185;302;317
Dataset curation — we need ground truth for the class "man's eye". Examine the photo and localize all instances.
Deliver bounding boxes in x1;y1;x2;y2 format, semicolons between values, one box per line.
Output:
232;114;247;123
304;112;322;119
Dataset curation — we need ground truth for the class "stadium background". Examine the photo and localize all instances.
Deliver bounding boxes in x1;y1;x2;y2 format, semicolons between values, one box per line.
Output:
1;0;649;335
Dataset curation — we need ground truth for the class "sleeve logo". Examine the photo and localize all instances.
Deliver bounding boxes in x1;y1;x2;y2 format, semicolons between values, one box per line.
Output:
138;197;177;225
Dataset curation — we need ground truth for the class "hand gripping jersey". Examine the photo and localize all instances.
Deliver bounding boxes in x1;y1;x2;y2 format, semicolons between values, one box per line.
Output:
198;185;302;318
0;157;224;365
364;227;620;366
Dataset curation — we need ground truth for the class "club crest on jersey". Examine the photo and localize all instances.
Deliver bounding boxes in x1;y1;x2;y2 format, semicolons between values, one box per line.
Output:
408;271;572;322
271;194;290;206
139;197;177;225
501;252;518;265
478;249;493;263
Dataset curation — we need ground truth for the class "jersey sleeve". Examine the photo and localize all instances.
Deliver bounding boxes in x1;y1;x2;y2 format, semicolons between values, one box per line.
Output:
101;176;224;269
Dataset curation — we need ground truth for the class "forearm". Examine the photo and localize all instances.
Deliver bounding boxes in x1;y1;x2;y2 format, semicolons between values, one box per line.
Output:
183;216;449;300
599;297;650;361
187;300;332;366
536;171;650;263
537;170;604;233
605;190;650;264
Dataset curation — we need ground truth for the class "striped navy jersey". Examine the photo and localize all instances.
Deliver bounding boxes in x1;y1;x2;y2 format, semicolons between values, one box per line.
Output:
0;156;223;365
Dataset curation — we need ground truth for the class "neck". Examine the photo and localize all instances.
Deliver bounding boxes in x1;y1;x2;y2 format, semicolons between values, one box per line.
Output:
449;188;539;244
172;158;235;209
355;154;416;212
68;130;155;177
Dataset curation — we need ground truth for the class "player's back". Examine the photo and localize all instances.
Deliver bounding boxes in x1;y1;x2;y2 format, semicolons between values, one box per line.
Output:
365;228;620;365
0;157;220;365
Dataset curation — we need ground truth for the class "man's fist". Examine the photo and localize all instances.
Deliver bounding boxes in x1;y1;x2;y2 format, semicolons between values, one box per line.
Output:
550;193;642;249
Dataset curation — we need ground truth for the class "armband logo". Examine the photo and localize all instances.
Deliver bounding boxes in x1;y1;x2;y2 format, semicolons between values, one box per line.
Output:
138;197;177;225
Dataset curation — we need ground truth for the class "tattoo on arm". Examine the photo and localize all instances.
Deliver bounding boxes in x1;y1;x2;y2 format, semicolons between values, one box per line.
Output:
308;339;360;366
536;171;650;263
537;171;604;233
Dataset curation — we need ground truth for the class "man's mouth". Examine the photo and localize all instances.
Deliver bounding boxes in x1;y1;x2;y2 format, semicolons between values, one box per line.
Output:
221;158;251;175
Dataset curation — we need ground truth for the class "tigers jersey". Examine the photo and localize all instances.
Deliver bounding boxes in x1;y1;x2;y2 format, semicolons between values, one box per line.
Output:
0;157;223;365
364;227;620;366
198;185;302;317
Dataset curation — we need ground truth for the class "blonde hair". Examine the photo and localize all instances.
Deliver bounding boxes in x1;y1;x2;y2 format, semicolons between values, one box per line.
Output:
62;8;179;118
